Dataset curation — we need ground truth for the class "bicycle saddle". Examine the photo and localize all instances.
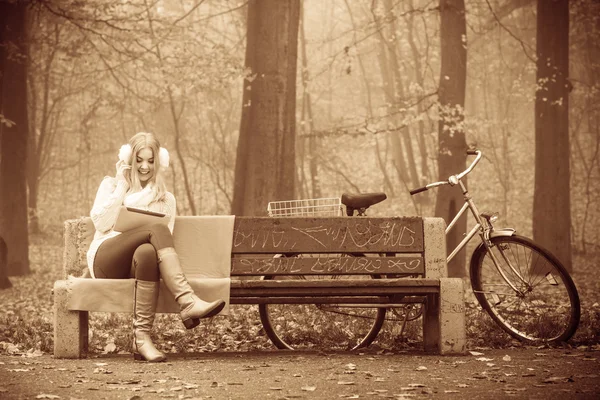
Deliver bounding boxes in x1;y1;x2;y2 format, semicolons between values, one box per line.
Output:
341;192;387;215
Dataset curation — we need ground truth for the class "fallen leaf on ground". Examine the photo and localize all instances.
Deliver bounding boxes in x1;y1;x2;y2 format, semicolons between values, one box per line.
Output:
543;376;574;384
184;384;199;389
93;367;112;374
25;349;43;358
103;342;117;354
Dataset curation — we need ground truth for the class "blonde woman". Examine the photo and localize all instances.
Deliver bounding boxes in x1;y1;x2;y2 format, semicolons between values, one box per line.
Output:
87;132;225;362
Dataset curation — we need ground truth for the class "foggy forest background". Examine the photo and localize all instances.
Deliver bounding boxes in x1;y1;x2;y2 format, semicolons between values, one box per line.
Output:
0;0;599;281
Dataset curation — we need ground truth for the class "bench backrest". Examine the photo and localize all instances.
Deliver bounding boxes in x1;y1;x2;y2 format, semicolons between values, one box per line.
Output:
63;216;447;279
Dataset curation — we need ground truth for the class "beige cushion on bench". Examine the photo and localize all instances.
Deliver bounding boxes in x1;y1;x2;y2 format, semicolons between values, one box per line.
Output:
65;215;235;315
65;276;231;313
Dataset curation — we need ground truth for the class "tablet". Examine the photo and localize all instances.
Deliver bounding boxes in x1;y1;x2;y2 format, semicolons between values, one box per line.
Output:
113;206;169;232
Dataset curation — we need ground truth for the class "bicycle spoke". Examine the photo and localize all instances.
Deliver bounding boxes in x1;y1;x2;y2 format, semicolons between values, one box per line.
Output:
470;235;580;343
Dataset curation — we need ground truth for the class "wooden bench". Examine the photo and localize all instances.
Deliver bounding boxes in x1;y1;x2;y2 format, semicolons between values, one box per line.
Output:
54;216;465;358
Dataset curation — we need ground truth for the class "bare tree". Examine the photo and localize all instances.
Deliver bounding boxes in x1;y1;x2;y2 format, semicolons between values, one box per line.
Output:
0;0;30;276
533;0;572;270
434;0;467;277
298;1;321;199
0;236;9;289
232;0;301;216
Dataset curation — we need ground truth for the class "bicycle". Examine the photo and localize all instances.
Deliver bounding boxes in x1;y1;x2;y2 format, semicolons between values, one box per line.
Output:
260;149;581;350
409;149;580;344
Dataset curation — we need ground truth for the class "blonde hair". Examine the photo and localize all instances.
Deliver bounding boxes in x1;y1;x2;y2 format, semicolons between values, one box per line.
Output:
124;132;167;202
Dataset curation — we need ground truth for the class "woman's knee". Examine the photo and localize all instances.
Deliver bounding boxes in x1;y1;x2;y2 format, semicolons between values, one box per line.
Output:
147;223;173;249
148;222;170;235
132;243;159;281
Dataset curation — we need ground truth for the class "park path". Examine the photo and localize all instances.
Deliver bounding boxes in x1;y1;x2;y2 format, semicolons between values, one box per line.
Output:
1;347;599;399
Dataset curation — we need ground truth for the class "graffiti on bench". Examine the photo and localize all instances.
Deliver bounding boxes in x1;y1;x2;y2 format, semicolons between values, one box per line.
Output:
232;217;424;254
231;254;424;275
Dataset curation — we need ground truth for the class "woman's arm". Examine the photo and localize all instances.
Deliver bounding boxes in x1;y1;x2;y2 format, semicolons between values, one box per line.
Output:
90;177;128;233
163;192;177;234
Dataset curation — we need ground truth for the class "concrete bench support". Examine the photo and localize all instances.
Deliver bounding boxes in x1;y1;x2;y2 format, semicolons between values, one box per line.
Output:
439;277;466;354
53;280;88;358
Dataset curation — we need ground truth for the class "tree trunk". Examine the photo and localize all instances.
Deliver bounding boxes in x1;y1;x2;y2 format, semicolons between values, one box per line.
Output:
232;0;300;216
0;236;10;289
299;3;320;199
371;4;409;185
533;0;572;270
345;0;395;197
0;0;10;288
434;0;467;278
407;0;432;186
384;0;420;189
0;0;30;276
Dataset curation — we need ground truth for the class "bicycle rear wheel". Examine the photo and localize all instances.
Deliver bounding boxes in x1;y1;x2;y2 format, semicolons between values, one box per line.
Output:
470;235;580;344
258;256;386;351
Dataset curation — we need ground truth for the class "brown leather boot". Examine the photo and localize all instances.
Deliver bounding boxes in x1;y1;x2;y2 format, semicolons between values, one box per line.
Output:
133;280;166;362
157;247;226;329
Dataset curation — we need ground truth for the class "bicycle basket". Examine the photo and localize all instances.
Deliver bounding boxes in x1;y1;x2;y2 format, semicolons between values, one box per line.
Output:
267;197;343;217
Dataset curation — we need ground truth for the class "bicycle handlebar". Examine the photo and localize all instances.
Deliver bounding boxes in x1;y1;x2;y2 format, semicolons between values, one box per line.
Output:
409;186;429;195
409;149;482;195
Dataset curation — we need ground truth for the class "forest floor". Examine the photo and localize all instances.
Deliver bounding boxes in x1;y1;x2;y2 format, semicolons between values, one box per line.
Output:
1;346;600;399
1;233;600;399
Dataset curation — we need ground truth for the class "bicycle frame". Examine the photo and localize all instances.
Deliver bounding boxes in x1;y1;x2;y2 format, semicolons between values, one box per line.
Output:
445;180;485;264
438;151;529;294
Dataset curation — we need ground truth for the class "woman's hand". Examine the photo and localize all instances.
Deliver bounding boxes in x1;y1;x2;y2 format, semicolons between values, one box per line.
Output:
115;160;131;182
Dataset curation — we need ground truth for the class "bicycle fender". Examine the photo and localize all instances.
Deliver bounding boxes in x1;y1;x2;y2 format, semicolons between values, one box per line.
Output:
470;228;517;259
490;228;516;238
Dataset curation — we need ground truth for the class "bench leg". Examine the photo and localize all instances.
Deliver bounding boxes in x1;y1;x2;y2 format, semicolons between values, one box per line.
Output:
423;293;440;352
53;281;89;358
439;277;466;355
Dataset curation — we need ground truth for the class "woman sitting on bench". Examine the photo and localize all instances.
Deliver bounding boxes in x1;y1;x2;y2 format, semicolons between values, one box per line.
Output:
87;131;225;362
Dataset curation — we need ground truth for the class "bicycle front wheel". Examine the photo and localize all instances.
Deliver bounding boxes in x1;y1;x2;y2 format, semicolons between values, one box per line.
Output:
258;261;386;351
470;235;580;344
